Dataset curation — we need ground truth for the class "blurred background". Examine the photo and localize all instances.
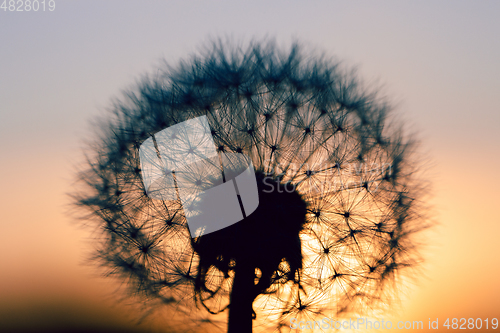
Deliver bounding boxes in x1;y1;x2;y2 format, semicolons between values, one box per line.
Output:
1;1;499;332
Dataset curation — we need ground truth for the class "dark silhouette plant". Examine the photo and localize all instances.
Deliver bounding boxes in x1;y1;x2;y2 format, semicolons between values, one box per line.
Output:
74;40;428;333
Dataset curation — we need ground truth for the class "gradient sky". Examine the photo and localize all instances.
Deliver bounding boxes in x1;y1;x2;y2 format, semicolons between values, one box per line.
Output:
1;1;499;332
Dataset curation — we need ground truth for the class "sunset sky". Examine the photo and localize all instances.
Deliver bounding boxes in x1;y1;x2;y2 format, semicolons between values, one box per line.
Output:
1;1;499;332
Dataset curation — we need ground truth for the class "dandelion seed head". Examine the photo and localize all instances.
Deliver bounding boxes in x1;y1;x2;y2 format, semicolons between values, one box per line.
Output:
74;39;430;332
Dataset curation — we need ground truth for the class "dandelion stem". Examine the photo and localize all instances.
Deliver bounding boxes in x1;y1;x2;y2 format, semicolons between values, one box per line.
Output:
228;260;256;333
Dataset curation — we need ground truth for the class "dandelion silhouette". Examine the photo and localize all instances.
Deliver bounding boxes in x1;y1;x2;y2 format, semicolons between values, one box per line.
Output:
75;40;428;332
